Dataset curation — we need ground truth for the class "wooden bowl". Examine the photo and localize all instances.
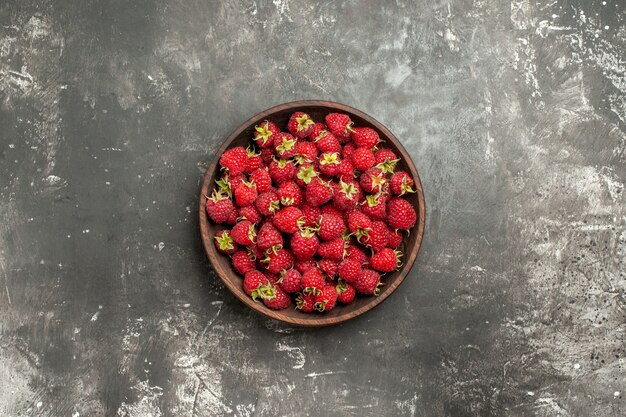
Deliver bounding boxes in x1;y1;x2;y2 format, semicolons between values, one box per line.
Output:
199;100;425;327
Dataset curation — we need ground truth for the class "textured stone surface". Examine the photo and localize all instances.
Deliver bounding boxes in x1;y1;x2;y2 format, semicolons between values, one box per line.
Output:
0;0;624;416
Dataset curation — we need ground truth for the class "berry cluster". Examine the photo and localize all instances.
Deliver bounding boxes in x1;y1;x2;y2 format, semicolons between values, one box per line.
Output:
206;111;417;312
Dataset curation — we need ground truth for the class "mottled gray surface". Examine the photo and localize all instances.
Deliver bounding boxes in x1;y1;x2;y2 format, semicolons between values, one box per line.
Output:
0;0;624;416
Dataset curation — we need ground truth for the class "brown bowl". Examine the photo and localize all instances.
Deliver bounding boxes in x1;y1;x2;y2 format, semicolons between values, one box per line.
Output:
199;100;425;327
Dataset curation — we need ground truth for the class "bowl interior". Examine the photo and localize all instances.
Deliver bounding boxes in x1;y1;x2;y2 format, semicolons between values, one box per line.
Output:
200;101;425;326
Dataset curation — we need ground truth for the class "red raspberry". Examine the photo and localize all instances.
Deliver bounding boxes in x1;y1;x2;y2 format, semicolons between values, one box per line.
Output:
370;248;401;273
312;129;341;153
287;112;315;138
294;163;319;187
333;179;362;210
253;120;280;149
351;127;380;148
219;146;248;176
269;158;295;185
255;191;280;216
294;141;318;164
362;193;387;221
314;285;338;312
337;159;355;180
231;220;256;246
351;147;376;171
278;269;302;293
250;168;272;193
238;205;261;224
354;269;382;295
317;238;346;261
347;210;372;241
320;205;343;218
325;113;353;141
232;250;256;275
244;147;263;174
336;281;356;304
342;142;357;161
318;152;341;176
291;228;319;261
387;197;417;230
277;181;303;207
346;245;368;264
234;181;257;207
260;147;274;164
243;270;271;300
387;228;403;248
294;258;317;274
256;222;283;252
296;293;316;313
305;178;333;207
300;267;325;295
300;204;321;228
214;230;238;255
359;168;387;194
205;192;238;225
338;259;362;283
272;206;304;234
362;221;389;252
261;247;294;274
263;285;291;310
390;171;415;195
374;148;399;173
318;258;339;280
274;132;298;159
318;213;345;241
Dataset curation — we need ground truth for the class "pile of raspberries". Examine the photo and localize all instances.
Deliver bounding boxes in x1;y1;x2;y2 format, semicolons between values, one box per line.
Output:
205;111;417;312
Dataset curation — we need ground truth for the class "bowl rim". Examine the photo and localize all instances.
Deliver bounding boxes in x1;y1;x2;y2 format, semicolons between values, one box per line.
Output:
199;100;426;327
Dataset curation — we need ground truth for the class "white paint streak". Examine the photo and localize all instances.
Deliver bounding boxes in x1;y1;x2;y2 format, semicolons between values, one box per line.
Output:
305;370;347;378
276;341;305;369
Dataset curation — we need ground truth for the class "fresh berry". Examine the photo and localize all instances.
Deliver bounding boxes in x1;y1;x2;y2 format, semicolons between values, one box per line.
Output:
261;247;294;274
314;285;338;311
214;173;238;197
253;120;280;148
320;205;343;218
351;147;376;171
250;168;272;193
272;207;304;234
301;267;325;295
291;228;319;260
346;245;368;264
205;192;238;224
317;238;346;261
244;147;263;174
243;270;271;299
325;113;353;141
288;112;315;138
263;285;291;309
336;281;356;303
362;221;389;252
318;152;341;176
294;141;318;164
362;193;387;221
333;179;362;210
342;142;357;161
278;269;302;293
338;259;362;283
234;180;257;207
347;210;372;241
370;248;401;273
300;204;321;228
312;129;341;153
337;159;355;180
294;163;319;187
231;220;256;246
277;181;303;207
260;147;274;164
296;293;316;313
390;171;415;195
375;148;399;173
359;168;387;193
318;258;339;279
256;221;284;252
274;132;298;159
238;205;262;225
387;228;403;248
232;250;256;275
219;146;248;176
351;127;379;148
255;191;280;216
306;178;333;206
269;158;295;185
318;213;345;241
248;244;264;260
214;230;238;255
294;258;317;274
354;269;382;295
387;197;417;230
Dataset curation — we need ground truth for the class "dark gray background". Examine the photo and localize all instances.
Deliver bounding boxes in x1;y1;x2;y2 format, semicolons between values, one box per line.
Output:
1;0;624;416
